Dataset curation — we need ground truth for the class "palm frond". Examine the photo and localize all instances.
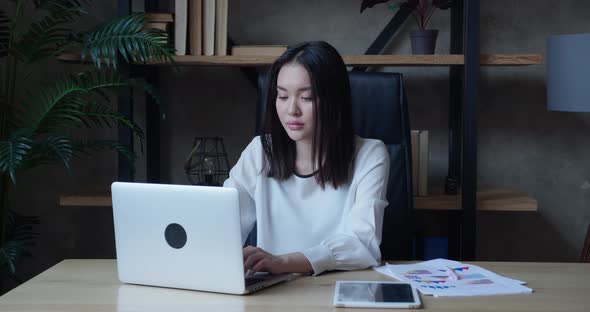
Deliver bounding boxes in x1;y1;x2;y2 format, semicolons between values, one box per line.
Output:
18;71;116;133
12;5;88;63
82;13;175;69
23;138;137;174
17;70;161;135
0;10;9;58
17;79;88;134
23;136;73;172
33;0;91;14
82;101;144;139
72;139;136;163
0;210;39;276
0;133;33;184
128;78;163;114
0;240;25;275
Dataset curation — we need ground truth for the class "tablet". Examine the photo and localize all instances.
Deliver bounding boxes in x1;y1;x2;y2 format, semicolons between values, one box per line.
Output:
333;281;422;309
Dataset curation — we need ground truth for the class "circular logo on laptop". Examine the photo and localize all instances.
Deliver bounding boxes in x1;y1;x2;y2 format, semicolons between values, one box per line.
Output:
164;223;187;249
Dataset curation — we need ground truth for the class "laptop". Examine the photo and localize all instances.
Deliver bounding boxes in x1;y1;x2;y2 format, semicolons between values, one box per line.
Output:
111;181;292;295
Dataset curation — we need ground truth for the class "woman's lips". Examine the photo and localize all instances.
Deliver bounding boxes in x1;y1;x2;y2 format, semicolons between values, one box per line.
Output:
287;122;304;130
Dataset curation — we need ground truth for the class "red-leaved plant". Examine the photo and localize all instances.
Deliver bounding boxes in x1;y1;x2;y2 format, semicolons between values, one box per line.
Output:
360;0;452;30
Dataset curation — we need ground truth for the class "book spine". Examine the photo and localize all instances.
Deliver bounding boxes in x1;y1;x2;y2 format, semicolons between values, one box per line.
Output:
189;0;203;55
411;130;419;196
215;0;228;56
174;0;188;56
418;130;429;197
203;0;215;56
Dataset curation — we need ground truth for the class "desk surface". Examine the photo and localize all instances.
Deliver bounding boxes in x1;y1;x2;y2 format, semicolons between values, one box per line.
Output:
0;260;589;311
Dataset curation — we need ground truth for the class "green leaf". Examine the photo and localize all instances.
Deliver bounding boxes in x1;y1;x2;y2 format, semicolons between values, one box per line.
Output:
12;5;88;63
128;78;163;116
18;81;88;134
0;210;39;276
387;3;402;10
13;69;160;169
0;243;20;275
72;139;136;163
82;13;175;69
25;136;73;173
0;134;33;185
17;70;133;134
83;101;144;137
33;0;91;14
24;138;138;174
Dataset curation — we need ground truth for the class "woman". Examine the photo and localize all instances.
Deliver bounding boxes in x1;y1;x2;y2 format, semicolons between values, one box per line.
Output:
223;41;390;275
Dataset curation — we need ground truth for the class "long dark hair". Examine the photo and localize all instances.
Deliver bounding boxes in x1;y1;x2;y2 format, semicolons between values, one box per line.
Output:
260;41;355;189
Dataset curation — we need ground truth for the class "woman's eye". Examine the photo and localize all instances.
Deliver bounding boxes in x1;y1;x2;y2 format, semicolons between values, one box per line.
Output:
302;97;313;102
277;96;288;100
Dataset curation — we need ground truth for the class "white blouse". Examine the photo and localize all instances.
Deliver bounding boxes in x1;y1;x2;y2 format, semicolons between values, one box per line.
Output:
223;136;390;275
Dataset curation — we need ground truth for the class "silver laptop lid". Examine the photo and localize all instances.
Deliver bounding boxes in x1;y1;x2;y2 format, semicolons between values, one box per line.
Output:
111;182;246;294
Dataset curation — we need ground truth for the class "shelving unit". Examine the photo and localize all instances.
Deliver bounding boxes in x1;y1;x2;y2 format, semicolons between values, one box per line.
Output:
60;0;541;260
60;187;538;211
57;53;542;66
58;52;541;213
413;188;538;211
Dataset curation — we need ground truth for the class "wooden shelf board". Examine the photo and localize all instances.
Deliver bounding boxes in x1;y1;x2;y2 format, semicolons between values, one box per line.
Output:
414;188;538;211
60;187;537;211
57;54;542;66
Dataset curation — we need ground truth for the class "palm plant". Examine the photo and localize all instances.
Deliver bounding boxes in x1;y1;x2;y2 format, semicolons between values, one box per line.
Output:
0;0;174;284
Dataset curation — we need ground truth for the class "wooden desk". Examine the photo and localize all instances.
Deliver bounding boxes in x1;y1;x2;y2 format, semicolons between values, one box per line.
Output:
0;260;589;311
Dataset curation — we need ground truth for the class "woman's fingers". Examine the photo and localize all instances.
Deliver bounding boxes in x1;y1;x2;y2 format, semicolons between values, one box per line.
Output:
251;257;272;273
243;246;285;274
244;252;264;270
242;245;260;261
243;248;268;272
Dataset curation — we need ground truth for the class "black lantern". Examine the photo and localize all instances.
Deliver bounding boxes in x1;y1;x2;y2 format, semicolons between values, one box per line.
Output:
184;137;230;186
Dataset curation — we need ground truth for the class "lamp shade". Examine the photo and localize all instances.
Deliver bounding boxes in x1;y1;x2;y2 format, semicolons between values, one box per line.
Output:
546;33;590;112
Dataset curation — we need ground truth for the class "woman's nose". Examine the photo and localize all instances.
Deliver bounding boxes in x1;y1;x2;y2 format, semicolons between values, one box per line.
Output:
287;98;300;116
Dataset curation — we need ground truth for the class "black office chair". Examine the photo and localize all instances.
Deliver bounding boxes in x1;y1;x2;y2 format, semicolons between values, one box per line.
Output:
250;71;414;261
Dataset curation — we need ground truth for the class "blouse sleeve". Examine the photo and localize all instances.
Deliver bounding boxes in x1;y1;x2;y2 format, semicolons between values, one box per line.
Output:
222;137;261;245
301;140;390;275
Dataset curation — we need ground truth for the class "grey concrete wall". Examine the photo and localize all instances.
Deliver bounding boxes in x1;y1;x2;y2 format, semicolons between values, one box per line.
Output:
4;0;590;285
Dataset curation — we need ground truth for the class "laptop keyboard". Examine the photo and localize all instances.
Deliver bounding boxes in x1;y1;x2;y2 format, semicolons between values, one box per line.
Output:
245;277;268;287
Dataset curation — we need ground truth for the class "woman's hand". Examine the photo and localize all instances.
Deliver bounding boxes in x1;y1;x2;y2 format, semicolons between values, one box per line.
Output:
243;246;285;274
243;246;313;275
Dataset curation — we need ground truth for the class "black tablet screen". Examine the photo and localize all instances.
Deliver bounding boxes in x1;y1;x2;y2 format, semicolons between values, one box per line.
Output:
337;282;415;303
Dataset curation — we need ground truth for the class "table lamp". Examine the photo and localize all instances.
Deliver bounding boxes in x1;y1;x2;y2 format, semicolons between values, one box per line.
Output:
184;137;230;186
546;33;590;112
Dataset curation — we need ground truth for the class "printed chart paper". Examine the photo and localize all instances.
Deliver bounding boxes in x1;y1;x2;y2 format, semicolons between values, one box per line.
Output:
374;259;533;297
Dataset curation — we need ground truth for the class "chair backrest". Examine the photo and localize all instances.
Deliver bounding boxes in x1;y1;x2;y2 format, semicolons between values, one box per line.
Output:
581;224;590;263
254;71;414;261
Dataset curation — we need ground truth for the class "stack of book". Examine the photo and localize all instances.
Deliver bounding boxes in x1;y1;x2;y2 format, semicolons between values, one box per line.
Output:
174;0;228;56
173;0;288;57
411;130;429;197
144;13;174;34
231;45;288;57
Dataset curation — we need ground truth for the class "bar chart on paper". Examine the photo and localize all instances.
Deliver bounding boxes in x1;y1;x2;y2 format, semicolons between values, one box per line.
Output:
374;259;533;297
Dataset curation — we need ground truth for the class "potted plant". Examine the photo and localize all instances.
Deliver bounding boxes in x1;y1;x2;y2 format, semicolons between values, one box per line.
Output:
0;0;174;292
361;0;452;54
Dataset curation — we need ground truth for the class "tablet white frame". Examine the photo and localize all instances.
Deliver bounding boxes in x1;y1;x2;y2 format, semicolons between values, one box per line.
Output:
333;280;422;309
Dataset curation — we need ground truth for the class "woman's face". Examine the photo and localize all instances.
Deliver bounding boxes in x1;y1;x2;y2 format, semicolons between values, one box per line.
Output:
275;63;316;144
